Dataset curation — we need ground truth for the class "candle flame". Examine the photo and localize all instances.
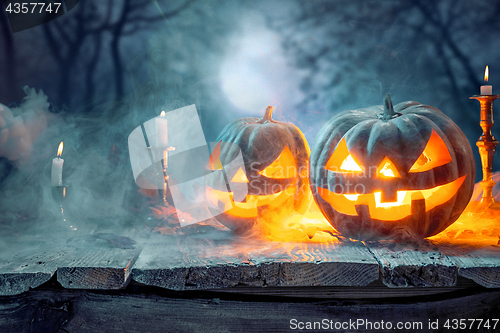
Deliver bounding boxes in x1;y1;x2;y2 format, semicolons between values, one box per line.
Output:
57;141;64;158
160;110;166;117
485;66;489;82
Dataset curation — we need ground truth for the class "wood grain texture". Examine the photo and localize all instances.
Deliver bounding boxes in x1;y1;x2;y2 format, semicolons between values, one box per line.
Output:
209;277;482;299
1;287;499;333
428;240;500;288
57;247;141;289
0;246;72;296
365;241;458;287
132;233;379;290
2;221;500;297
459;267;500;288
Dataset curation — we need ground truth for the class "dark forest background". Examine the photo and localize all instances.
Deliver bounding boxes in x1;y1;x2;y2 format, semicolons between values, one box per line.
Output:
1;0;500;224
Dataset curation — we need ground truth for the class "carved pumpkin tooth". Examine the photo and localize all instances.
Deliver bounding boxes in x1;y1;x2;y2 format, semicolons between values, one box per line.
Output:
233;195;248;203
381;187;398;203
411;197;426;215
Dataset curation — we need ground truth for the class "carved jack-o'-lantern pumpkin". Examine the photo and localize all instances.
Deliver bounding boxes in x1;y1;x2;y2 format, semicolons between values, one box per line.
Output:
310;95;475;240
205;106;310;234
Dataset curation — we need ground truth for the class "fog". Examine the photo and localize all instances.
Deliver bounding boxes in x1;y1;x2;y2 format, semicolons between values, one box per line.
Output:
0;0;499;245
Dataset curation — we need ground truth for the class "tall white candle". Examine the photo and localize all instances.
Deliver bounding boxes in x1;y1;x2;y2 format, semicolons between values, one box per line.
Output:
155;111;168;147
481;66;492;95
51;142;64;186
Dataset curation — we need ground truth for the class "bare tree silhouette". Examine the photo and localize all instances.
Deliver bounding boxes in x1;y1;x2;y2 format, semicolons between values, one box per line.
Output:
274;0;500;126
41;0;195;108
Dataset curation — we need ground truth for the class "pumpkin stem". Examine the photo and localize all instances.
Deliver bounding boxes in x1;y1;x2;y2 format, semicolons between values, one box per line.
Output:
384;94;395;117
379;94;401;120
263;106;273;121
258;106;275;123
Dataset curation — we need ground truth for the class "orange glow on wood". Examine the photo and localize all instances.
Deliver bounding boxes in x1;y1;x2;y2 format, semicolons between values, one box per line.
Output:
258;146;297;178
429;176;500;245
317;175;466;221
409;129;452;173
257;189;338;243
376;157;401;179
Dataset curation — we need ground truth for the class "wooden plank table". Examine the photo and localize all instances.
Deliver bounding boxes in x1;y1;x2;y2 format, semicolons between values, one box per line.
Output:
1;224;499;294
0;245;72;296
132;232;379;290
0;219;499;332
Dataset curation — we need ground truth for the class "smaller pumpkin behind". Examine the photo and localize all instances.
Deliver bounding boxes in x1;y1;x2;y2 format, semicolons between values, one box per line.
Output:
205;106;311;234
310;94;475;240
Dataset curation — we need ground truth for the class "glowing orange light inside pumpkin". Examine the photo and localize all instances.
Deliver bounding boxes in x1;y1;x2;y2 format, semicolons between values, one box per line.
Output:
57;141;64;158
485;66;489;82
341;155;363;172
258;146;297;178
318;129;464;221
326;137;363;172
317;175;465;221
231;167;249;183
373;190;406;207
344;194;359;201
409;129;452;173
376;157;400;179
206;186;295;218
206;145;298;218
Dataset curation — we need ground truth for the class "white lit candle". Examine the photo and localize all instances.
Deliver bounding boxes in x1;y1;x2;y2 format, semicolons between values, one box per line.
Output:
481;66;492;95
155;110;168;147
51;141;64;186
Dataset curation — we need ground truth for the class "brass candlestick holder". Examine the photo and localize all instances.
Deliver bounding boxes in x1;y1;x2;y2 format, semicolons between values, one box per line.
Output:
470;94;500;208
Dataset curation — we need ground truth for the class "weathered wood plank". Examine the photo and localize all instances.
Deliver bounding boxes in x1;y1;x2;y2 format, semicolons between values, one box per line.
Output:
132;232;379;290
0;242;73;296
209;277;482;299
1;286;499;333
364;241;458;287
428;240;500;288
0;249;68;295
0;244;142;293
57;247;141;289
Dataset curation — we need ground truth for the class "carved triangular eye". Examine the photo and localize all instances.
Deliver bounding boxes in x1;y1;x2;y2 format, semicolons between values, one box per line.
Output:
258;146;296;179
376;157;401;179
231;167;249;183
326;137;363;172
409;129;452;173
207;141;223;170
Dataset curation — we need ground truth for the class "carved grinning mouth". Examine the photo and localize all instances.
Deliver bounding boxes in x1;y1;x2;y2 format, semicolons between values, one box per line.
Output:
206;187;295;218
316;176;466;221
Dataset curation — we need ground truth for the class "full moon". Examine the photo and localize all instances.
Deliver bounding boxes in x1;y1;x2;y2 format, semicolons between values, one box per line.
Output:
219;18;303;116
